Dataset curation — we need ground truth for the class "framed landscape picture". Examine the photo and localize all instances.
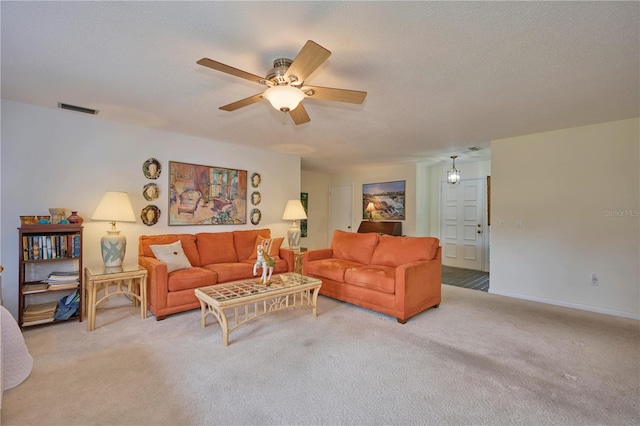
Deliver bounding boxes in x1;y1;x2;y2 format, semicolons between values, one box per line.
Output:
168;161;247;225
362;180;405;220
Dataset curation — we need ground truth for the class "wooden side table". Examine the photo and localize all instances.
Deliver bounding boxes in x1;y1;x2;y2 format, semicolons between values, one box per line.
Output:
293;247;307;274
83;265;148;331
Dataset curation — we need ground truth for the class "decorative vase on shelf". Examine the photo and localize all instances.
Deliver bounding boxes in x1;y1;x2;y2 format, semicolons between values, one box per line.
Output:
49;208;66;224
67;211;84;224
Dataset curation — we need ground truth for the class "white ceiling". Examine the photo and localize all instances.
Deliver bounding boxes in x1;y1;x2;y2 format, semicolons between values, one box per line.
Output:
2;2;638;172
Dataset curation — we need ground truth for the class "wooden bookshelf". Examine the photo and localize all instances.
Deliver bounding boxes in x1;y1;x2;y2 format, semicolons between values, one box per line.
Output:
18;225;83;327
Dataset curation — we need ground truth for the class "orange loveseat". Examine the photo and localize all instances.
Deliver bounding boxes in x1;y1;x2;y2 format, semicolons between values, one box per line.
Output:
302;230;441;323
139;229;294;320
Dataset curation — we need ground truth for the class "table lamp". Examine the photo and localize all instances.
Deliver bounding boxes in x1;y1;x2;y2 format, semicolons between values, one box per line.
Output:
91;191;136;267
282;199;307;251
366;202;375;221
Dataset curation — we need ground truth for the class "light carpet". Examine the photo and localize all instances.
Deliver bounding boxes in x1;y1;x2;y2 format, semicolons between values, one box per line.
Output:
2;285;638;426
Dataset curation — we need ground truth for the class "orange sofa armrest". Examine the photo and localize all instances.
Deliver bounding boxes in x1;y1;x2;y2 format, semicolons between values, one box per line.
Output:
395;248;442;311
303;248;333;262
279;248;295;272
302;248;334;274
139;255;168;311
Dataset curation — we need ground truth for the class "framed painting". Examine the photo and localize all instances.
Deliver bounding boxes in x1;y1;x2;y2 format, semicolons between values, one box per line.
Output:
300;192;308;238
168;161;247;225
362;180;405;220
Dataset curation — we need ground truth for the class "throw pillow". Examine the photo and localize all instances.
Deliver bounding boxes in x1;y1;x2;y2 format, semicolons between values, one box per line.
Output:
249;235;284;260
149;240;193;273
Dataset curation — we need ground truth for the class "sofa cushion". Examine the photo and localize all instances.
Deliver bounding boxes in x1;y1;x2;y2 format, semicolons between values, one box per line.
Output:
233;229;271;260
249;236;284;260
196;232;238;264
331;230;379;265
370;235;440;267
166;267;217;292
149;240;193;273
306;258;363;283
139;234;201;267
204;263;254;283
345;265;396;294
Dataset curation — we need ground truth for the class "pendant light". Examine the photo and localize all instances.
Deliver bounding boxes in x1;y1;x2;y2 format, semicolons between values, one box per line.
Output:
447;155;461;184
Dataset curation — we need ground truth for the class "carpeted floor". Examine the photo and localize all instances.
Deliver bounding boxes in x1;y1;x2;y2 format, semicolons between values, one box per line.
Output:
442;265;490;291
2;285;638;426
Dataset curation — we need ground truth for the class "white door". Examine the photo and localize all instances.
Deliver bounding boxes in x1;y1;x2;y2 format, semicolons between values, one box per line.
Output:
329;184;353;245
440;178;486;271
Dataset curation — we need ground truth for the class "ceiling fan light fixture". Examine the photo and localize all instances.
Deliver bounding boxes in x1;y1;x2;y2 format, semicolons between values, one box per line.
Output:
263;85;305;112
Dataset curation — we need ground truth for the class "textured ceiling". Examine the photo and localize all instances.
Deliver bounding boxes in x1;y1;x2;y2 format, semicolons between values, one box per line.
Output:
1;2;638;172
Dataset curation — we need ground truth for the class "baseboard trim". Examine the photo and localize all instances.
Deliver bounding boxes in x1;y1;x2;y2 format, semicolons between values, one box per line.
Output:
488;289;640;320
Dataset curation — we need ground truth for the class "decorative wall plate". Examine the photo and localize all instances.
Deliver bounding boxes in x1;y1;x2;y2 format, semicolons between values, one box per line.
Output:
143;158;161;179
250;172;261;188
251;191;261;206
141;205;160;226
143;183;160;201
250;208;262;225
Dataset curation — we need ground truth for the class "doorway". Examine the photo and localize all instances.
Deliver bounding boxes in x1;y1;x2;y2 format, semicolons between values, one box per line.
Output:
328;183;353;246
440;178;488;271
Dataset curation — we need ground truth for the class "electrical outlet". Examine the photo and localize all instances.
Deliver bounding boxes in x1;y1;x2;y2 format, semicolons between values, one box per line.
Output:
591;273;599;286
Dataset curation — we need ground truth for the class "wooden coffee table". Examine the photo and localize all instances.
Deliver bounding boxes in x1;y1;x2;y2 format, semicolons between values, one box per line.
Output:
195;273;322;346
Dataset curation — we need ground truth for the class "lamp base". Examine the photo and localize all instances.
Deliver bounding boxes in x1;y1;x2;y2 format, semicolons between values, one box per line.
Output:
101;230;126;267
287;226;301;252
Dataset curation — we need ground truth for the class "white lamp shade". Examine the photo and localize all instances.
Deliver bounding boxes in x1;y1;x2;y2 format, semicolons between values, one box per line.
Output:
366;202;375;212
282;200;308;220
91;191;136;222
264;86;305;111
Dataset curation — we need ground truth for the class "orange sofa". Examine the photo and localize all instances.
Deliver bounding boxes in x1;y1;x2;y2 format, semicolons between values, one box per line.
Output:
139;229;294;320
302;230;441;323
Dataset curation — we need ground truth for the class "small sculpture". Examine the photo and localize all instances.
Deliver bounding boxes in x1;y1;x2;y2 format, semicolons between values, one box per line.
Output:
253;244;275;284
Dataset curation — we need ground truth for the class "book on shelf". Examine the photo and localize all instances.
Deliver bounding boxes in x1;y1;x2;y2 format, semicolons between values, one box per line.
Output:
23;301;57;322
22;234;78;260
23;283;49;292
44;271;80;282
47;282;79;290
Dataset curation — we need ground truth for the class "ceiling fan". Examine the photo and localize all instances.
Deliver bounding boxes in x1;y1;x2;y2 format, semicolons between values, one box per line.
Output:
197;40;367;125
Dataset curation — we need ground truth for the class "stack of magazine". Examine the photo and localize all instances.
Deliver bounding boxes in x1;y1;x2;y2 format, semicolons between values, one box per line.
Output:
23;301;58;323
43;270;80;290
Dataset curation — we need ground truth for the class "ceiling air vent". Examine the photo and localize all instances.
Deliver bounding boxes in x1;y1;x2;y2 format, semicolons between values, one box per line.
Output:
57;102;98;115
467;146;482;152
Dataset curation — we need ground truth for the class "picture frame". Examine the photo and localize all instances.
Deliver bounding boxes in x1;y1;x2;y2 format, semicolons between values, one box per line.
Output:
168;161;247;225
141;205;160;226
143;183;160;201
250;208;262;225
362;180;406;220
250;172;261;188
143;158;161;180
251;191;261;206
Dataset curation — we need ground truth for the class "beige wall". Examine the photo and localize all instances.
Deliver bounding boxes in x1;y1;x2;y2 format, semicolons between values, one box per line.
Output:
1;100;302;318
300;170;330;250
491;118;639;318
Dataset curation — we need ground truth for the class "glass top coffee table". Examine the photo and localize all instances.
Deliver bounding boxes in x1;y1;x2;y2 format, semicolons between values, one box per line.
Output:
195;273;322;346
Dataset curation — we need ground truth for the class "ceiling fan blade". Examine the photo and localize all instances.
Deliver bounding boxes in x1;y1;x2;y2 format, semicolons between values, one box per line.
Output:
284;40;331;83
197;58;265;85
302;85;367;104
219;93;264;111
289;103;310;125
